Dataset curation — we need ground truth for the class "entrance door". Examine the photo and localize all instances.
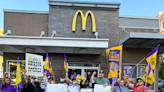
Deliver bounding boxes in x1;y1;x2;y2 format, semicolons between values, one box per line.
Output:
67;63;100;80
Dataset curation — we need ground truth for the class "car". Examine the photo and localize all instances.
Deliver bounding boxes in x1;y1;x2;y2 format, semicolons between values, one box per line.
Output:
158;80;164;88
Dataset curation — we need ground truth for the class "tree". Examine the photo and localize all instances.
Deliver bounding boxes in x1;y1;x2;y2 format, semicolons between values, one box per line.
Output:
159;54;164;79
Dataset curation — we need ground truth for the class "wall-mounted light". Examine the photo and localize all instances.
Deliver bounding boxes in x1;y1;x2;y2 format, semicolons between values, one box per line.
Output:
95;32;98;39
154;29;159;33
51;30;56;37
40;31;45;37
4;30;11;36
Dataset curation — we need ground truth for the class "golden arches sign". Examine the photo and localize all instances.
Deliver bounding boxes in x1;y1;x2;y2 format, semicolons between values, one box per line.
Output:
72;10;96;32
0;28;3;36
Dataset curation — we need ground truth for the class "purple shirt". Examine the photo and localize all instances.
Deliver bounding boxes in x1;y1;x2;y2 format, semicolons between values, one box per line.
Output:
0;82;17;92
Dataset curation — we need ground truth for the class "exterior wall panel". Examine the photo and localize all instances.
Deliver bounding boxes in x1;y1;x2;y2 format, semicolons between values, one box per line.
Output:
4;12;48;36
48;6;120;47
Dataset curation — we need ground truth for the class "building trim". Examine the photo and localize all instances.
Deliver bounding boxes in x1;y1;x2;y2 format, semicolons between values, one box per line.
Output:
49;0;120;9
119;26;160;29
0;36;109;48
3;9;49;14
119;32;164;45
119;15;160;20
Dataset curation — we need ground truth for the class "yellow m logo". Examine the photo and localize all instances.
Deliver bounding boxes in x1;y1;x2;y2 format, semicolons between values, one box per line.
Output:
72;10;96;32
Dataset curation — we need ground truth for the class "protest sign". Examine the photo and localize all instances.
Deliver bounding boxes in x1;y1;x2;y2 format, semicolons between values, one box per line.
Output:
68;86;80;92
94;84;112;92
80;88;93;92
47;84;67;92
25;53;43;76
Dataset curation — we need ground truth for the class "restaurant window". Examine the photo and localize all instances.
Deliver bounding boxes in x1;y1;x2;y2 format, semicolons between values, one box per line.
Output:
122;65;137;89
7;60;25;85
122;64;155;90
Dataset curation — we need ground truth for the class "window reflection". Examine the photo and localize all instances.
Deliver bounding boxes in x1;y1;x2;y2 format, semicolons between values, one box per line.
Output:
8;61;25;85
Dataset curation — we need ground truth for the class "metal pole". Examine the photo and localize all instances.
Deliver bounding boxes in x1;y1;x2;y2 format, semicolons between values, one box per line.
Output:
144;59;150;92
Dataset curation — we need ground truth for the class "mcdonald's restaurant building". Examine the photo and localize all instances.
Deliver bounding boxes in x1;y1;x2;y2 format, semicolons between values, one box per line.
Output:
0;0;162;91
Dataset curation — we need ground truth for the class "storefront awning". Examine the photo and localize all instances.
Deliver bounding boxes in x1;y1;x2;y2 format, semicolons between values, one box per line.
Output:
0;36;109;54
119;32;164;54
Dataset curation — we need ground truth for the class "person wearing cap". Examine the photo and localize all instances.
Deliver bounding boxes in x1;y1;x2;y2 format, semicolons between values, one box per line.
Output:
43;72;54;92
56;75;66;84
90;70;110;87
111;80;130;92
124;74;151;92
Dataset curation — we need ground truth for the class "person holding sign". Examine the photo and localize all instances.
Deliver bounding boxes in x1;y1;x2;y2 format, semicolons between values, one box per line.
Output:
69;78;79;86
25;77;43;92
43;72;54;92
111;80;130;92
124;74;151;92
0;72;18;92
90;70;110;87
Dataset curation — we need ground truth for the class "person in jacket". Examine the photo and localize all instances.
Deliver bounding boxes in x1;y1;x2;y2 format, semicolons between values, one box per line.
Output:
25;77;43;92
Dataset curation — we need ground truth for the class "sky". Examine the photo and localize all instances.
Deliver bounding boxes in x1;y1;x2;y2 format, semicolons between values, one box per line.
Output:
0;0;163;29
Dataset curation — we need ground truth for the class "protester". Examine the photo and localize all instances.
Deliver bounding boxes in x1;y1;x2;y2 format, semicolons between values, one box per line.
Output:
43;72;54;92
87;71;91;81
111;80;130;92
65;77;72;85
56;75;66;84
90;70;110;87
69;78;79;86
125;74;151;92
23;70;31;84
25;76;43;92
90;74;96;88
0;72;18;92
18;70;30;92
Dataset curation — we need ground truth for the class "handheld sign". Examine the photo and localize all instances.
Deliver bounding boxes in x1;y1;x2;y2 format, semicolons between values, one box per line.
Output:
80;88;93;92
25;53;43;76
68;86;80;92
94;84;112;92
47;84;67;92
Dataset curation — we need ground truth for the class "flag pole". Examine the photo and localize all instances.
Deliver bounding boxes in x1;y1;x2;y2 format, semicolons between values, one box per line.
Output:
132;57;146;70
144;59;150;92
51;58;55;81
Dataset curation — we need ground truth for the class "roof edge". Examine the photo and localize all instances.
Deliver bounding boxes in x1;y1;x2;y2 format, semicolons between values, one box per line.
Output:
3;9;49;14
49;0;120;9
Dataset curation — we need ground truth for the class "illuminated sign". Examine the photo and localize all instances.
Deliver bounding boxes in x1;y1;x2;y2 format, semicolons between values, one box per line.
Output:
72;10;96;32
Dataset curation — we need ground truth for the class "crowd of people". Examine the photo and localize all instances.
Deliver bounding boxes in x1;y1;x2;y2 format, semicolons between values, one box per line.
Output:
0;70;152;92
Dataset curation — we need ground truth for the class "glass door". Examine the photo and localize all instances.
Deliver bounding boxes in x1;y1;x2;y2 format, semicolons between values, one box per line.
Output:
67;63;100;80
